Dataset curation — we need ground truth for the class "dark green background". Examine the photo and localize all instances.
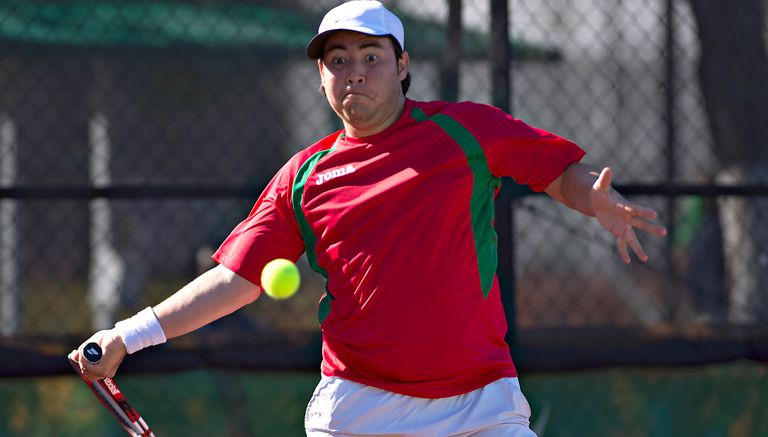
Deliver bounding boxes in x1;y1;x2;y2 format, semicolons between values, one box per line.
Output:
2;361;766;436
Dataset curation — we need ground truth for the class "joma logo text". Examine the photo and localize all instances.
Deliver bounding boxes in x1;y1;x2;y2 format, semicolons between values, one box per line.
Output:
316;165;355;185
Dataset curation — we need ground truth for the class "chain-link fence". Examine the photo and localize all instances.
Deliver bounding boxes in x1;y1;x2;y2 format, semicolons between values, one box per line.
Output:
1;0;768;435
504;0;768;371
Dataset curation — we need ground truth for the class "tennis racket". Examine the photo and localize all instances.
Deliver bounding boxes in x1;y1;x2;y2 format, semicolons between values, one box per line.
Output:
70;342;155;437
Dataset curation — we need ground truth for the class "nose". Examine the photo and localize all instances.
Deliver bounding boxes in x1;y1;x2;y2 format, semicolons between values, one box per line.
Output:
347;73;364;85
346;60;365;85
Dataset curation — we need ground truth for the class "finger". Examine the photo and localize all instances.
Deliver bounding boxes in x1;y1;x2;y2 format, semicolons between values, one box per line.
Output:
616;236;631;264
624;204;658;220
79;350;106;381
68;349;86;375
593;167;613;192
626;230;648;262
83;365;106;382
631;218;668;236
80;362;94;379
622;203;661;222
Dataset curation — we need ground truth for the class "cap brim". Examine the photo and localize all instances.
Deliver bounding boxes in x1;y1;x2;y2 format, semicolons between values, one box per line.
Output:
306;30;335;59
306;28;399;59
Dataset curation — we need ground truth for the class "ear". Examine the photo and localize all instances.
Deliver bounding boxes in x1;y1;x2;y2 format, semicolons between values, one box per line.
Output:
397;51;410;81
317;59;325;79
317;59;326;92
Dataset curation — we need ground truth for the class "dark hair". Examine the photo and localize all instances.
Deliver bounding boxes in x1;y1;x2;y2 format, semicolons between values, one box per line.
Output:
389;36;411;96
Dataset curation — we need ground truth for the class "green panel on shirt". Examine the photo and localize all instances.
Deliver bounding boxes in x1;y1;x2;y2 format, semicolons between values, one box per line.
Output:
412;107;501;298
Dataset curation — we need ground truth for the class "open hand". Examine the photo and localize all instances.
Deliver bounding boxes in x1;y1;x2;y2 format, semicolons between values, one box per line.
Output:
591;167;667;263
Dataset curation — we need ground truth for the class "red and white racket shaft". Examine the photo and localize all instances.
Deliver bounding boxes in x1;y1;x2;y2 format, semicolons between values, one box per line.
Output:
69;356;155;436
95;377;154;436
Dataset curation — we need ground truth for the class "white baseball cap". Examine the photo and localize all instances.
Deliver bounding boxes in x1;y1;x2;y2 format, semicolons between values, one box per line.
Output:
306;1;405;59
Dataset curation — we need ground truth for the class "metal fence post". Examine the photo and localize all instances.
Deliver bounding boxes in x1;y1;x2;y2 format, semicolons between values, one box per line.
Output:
0;115;20;335
490;0;519;360
664;0;678;322
88;112;125;330
441;0;462;102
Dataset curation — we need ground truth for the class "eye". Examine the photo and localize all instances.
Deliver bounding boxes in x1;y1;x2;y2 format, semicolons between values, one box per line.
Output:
365;54;379;63
329;56;346;66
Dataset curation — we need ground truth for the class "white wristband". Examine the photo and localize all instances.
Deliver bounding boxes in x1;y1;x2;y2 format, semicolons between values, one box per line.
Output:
114;307;167;354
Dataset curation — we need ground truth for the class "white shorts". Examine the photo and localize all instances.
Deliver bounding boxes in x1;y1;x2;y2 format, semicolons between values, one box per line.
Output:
305;375;536;436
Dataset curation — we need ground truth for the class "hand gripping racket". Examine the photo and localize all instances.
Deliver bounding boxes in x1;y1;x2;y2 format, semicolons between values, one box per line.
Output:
69;342;155;436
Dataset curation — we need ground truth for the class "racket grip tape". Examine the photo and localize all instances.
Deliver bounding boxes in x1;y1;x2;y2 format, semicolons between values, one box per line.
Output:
83;342;103;364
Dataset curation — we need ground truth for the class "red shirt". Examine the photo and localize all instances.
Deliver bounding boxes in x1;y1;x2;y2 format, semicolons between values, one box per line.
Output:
214;99;585;398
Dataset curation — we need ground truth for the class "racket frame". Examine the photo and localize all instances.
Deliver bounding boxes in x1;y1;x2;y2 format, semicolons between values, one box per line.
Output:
69;358;155;437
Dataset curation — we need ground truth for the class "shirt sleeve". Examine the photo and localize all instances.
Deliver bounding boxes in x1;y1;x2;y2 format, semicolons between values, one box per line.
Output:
461;103;586;192
212;160;306;288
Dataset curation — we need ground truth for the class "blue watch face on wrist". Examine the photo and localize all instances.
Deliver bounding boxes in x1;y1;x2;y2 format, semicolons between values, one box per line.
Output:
83;342;103;363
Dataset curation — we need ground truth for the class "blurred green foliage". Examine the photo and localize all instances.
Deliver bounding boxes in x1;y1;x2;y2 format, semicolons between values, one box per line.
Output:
1;362;766;436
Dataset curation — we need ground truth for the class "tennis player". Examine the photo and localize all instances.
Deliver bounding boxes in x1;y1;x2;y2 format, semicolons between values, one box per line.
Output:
71;1;667;435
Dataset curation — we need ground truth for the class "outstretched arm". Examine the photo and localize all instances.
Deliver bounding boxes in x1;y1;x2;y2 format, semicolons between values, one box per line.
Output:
69;264;260;381
544;163;667;263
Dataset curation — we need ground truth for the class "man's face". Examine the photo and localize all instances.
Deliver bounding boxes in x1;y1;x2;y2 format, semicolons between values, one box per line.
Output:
318;31;409;137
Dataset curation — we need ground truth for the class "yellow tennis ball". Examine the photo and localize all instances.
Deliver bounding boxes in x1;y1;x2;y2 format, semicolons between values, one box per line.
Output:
261;259;300;299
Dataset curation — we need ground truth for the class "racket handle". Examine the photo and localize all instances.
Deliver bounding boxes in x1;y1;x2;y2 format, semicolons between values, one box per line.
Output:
83;342;103;364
